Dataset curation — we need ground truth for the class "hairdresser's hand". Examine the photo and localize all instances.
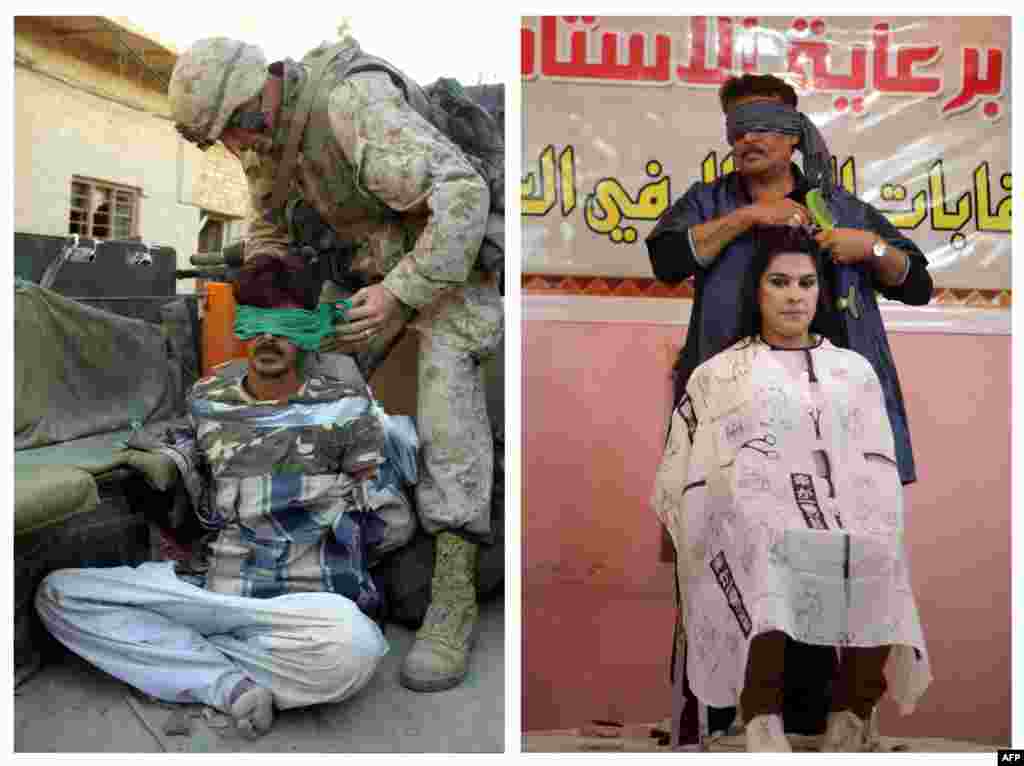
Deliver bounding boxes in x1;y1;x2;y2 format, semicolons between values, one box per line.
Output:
746;198;812;227
814;228;876;265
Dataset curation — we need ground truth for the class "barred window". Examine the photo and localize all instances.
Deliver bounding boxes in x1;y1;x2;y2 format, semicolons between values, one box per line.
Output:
69;177;139;239
198;214;226;254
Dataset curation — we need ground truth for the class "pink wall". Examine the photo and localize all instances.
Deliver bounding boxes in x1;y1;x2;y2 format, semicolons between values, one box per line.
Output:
522;319;1010;744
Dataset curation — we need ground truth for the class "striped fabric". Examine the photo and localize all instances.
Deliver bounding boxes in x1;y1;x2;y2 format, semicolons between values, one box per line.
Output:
169;365;392;616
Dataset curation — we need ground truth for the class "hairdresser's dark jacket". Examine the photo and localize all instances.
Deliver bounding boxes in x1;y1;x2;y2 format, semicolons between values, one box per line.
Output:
646;164;932;484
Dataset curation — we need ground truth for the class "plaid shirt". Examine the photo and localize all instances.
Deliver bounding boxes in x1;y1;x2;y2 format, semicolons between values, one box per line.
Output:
159;363;390;615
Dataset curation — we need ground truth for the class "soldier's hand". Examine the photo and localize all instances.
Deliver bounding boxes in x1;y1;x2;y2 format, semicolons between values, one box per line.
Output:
335;285;404;341
320;313;407;354
322;285;407;353
747;198;812;227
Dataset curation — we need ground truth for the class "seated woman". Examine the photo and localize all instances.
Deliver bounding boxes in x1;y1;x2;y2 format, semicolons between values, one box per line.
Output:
651;225;931;752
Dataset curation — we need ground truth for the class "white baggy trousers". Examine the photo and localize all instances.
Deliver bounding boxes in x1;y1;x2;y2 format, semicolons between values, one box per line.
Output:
35;561;388;712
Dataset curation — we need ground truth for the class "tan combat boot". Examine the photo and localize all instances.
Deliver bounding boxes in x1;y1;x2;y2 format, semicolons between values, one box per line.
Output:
399;532;479;692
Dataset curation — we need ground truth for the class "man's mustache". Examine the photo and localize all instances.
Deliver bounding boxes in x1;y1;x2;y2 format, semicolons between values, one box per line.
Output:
254;339;288;356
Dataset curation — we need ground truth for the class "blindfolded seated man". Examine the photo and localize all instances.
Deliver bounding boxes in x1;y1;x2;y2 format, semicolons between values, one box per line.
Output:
36;296;418;738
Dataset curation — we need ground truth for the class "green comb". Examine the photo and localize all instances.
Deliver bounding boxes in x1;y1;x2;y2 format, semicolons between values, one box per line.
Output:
806;188;834;231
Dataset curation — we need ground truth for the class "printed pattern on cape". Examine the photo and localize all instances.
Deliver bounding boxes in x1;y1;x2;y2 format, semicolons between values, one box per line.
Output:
174;367;390;614
651;338;931;712
791;473;829;529
676;395;698;445
709;551;752;638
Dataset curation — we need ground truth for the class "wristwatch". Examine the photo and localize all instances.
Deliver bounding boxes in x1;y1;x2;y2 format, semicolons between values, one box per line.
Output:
872;237;888;259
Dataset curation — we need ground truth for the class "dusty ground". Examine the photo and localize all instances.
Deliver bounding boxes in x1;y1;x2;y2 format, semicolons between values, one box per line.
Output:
522;720;1003;753
15;596;504;753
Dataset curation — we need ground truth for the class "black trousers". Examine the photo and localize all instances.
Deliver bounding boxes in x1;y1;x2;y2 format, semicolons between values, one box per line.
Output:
736;632;890;729
709;636;839;735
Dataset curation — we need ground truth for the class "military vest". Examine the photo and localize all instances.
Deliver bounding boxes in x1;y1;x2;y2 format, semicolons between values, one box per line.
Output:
269;45;435;271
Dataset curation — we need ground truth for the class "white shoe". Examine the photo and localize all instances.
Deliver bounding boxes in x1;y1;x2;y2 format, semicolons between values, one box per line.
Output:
864;706;882;751
821;709;866;752
745;714;791;752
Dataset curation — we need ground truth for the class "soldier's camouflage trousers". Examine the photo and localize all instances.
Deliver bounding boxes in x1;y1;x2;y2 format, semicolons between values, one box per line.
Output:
324;274;503;542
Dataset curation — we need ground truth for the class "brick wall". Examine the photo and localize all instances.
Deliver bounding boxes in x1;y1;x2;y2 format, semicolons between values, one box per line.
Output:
192;146;250;220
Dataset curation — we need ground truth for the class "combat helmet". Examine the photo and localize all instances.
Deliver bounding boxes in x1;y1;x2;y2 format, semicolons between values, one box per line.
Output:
169;37;268;150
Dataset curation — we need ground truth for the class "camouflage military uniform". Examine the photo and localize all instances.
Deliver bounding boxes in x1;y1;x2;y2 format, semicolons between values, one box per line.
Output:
239;40;502;541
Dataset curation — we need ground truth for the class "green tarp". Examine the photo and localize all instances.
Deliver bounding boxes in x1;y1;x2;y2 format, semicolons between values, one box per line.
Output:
14;428;181;537
14;281;189;535
15;280;185;451
14;464;99;537
14;429;179;491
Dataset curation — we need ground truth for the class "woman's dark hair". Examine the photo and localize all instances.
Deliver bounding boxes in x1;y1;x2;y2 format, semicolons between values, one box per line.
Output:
669;225;832;406
724;225;833;350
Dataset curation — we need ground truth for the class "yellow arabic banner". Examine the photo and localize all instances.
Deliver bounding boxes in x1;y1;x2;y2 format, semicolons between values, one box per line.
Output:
521;16;1011;291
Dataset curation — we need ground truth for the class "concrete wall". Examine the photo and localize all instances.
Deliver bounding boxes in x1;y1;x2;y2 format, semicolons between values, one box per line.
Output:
14;19;249;288
522;316;1010;745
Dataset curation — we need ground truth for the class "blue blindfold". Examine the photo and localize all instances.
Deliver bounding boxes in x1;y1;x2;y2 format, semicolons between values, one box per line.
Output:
725;101;834;198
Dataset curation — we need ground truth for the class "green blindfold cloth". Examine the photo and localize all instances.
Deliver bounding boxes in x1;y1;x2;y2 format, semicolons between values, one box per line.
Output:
234;301;351;350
